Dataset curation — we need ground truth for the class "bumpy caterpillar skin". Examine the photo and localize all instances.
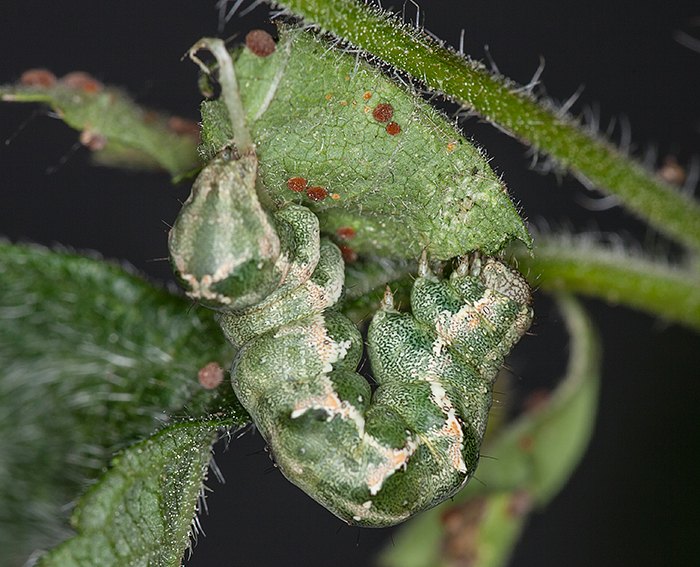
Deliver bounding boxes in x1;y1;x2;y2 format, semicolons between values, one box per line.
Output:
169;37;533;528
218;206;532;527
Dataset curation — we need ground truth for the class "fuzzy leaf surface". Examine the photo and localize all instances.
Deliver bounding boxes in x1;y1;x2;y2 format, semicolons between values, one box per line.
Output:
201;27;530;259
36;421;223;567
0;77;199;178
0;242;244;566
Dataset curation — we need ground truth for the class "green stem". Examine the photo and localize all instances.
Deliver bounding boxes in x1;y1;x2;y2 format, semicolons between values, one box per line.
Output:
268;0;700;252
514;236;700;330
189;38;254;153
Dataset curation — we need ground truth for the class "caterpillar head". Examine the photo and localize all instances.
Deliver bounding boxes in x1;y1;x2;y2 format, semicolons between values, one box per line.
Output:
168;147;284;310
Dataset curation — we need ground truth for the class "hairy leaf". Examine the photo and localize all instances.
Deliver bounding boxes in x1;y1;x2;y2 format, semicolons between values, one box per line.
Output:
200;27;530;259
267;0;700;253
36;421;224;567
0;72;199;179
0;242;244;566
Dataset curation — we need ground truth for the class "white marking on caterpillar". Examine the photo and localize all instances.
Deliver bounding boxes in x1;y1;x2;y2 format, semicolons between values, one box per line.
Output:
170;35;533;529
365;440;417;496
290;390;361;424
222;246;530;526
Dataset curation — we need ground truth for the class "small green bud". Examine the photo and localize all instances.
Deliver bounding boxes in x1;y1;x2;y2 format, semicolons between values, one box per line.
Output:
168;148;282;310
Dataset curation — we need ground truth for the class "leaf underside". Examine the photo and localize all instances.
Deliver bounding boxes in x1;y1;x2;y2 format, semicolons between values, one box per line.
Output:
0;242;245;565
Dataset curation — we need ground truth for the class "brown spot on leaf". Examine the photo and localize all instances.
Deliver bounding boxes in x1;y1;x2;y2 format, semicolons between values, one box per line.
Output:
336;227;356;240
79;130;107;151
340;245;358;263
372;103;394;123
287;177;307;193
20;68;56;88
198;362;224;390
245;29;276;57
507;490;533;518
385;122;401;136
61;71;103;94
440;497;488;566
167;116;201;140
306;185;328;201
518;435;534;453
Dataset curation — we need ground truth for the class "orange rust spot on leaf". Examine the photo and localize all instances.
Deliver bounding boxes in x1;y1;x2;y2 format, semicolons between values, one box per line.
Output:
447;141;457;153
336;226;356;240
79;130;107;151
518;435;534;453
386;122;401;136
363;91;372;101
330;192;341;200
306;186;328;201
340;245;358;263
372;103;394;123
61;71;103;94
287;177;307;193
167;116;201;140
20;68;56;88
245;29;276;57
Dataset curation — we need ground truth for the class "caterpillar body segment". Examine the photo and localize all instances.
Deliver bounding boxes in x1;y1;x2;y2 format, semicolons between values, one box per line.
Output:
220;215;532;526
169;34;533;528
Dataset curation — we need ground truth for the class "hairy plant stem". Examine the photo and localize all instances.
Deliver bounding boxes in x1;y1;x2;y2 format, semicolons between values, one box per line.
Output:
514;238;700;330
268;0;700;253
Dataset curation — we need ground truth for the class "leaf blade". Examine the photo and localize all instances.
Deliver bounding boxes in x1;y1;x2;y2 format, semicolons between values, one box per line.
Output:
0;242;246;565
37;421;225;567
0;77;199;179
200;27;530;259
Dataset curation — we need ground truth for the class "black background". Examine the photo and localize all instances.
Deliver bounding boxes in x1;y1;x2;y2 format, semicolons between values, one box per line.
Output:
2;1;699;566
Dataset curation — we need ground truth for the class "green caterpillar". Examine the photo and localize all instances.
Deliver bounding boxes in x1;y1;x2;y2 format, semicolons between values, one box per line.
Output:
221;223;531;527
169;35;532;527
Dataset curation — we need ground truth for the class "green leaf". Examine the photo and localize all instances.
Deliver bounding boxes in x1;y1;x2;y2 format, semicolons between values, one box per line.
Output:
200;27;530;260
266;0;700;253
36;421;224;567
380;294;601;567
0;242;246;566
0;74;199;179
